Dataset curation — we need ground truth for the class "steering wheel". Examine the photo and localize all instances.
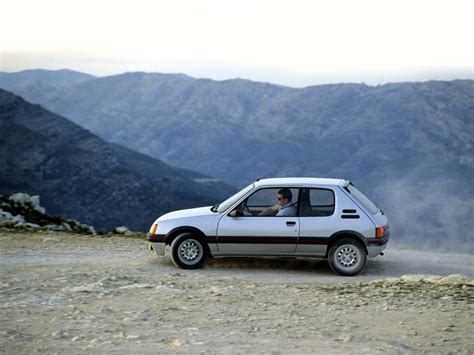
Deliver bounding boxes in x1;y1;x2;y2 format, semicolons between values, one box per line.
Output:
241;200;252;215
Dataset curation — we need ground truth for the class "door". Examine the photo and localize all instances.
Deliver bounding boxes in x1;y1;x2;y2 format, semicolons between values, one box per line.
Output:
216;187;300;254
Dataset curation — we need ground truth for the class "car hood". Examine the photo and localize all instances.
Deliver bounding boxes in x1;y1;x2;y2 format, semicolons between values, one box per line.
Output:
157;206;215;221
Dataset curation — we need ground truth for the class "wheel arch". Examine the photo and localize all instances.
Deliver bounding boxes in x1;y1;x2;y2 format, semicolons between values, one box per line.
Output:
326;230;368;257
165;226;211;254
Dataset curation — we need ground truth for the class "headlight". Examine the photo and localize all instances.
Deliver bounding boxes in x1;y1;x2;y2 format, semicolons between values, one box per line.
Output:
149;223;158;235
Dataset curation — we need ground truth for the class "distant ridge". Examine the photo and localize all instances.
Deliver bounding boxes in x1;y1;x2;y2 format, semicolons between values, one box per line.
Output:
0;89;235;231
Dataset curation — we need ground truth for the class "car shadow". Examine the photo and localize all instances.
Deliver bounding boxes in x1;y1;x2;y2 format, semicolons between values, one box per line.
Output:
149;254;391;278
204;256;335;275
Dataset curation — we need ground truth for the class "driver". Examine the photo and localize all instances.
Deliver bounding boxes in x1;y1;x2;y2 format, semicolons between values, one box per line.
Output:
258;188;297;216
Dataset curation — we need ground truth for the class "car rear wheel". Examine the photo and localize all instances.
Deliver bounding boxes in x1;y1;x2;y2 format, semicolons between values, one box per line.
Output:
328;238;367;276
170;233;207;269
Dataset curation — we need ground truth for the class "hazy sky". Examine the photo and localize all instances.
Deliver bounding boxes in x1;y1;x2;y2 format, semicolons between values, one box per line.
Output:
1;0;473;87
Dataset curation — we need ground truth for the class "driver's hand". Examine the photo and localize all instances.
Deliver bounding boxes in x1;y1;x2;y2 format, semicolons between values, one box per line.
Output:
258;204;278;216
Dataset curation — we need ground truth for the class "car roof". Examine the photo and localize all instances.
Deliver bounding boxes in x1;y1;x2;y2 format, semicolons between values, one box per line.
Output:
254;177;346;188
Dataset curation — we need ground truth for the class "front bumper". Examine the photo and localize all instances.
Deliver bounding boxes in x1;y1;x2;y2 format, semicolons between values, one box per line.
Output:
146;233;166;256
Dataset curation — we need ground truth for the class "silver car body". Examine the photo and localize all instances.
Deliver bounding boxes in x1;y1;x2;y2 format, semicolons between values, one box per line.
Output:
147;178;389;259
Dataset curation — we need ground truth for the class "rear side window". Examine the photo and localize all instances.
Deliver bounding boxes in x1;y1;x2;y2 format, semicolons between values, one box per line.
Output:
345;183;379;214
299;188;335;217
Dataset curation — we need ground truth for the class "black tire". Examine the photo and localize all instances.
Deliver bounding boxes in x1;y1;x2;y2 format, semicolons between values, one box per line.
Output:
328;238;367;276
170;233;207;269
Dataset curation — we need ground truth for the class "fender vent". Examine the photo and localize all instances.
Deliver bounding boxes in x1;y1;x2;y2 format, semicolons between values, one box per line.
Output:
342;209;357;213
341;215;360;219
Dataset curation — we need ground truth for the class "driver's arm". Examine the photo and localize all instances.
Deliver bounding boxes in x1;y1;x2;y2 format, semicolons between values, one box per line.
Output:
258;204;278;216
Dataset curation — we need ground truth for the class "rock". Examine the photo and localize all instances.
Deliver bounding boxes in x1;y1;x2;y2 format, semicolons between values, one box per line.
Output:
52;329;67;339
342;335;353;343
0;192;96;234
119;284;154;289
23;222;40;229
61;222;72;231
66;219;96;235
100;307;114;314
115;331;126;338
0;210;25;226
113;226;132;235
9;193;46;214
399;274;474;286
170;339;203;347
0;219;16;228
42;237;60;242
0;210;40;229
436;275;474;285
45;224;66;232
66;284;104;293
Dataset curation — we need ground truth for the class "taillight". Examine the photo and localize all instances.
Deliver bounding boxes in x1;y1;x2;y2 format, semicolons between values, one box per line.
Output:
375;226;385;238
149;223;158;235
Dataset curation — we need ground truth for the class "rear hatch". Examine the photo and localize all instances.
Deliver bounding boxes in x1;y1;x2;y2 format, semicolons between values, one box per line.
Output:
342;181;388;227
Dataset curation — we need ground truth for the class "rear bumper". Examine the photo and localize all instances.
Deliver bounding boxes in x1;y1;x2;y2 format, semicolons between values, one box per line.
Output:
366;229;390;257
146;233;166;256
366;243;388;257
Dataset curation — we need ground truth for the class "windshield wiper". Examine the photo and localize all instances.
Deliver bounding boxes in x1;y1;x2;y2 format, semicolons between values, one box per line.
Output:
210;203;219;212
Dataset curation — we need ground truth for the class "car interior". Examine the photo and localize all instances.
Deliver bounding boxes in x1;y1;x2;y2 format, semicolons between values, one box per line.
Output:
234;187;335;217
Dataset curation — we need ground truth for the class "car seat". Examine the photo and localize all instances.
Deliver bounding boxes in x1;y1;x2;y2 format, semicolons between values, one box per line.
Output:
300;189;311;216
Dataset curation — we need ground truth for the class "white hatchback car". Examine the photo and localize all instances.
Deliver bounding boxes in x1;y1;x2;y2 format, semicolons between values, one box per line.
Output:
147;178;389;276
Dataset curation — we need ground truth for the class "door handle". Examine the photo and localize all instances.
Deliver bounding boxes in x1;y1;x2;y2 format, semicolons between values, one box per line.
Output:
286;221;296;226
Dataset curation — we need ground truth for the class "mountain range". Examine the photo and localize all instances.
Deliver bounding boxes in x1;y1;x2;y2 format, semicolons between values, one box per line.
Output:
0;69;472;251
0;69;95;101
0;88;234;231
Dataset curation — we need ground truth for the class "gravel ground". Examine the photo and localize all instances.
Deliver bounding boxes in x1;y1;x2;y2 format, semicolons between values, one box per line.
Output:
0;230;473;354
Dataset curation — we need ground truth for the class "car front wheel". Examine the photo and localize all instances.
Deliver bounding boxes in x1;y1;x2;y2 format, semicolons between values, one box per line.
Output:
328;238;367;276
170;233;207;269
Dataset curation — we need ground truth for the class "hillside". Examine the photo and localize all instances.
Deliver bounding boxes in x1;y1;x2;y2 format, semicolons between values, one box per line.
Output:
0;89;235;231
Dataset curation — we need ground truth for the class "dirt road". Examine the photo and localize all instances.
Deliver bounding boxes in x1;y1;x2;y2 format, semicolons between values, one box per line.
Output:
1;231;473;353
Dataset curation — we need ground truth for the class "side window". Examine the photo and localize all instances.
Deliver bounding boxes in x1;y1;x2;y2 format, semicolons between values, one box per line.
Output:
241;188;299;217
299;188;335;217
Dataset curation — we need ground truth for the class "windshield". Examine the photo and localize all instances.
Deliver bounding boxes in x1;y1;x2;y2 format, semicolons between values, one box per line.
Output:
346;183;379;214
216;183;255;213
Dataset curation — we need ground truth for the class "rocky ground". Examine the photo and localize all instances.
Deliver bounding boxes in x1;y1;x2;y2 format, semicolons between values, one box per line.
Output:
0;230;473;354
